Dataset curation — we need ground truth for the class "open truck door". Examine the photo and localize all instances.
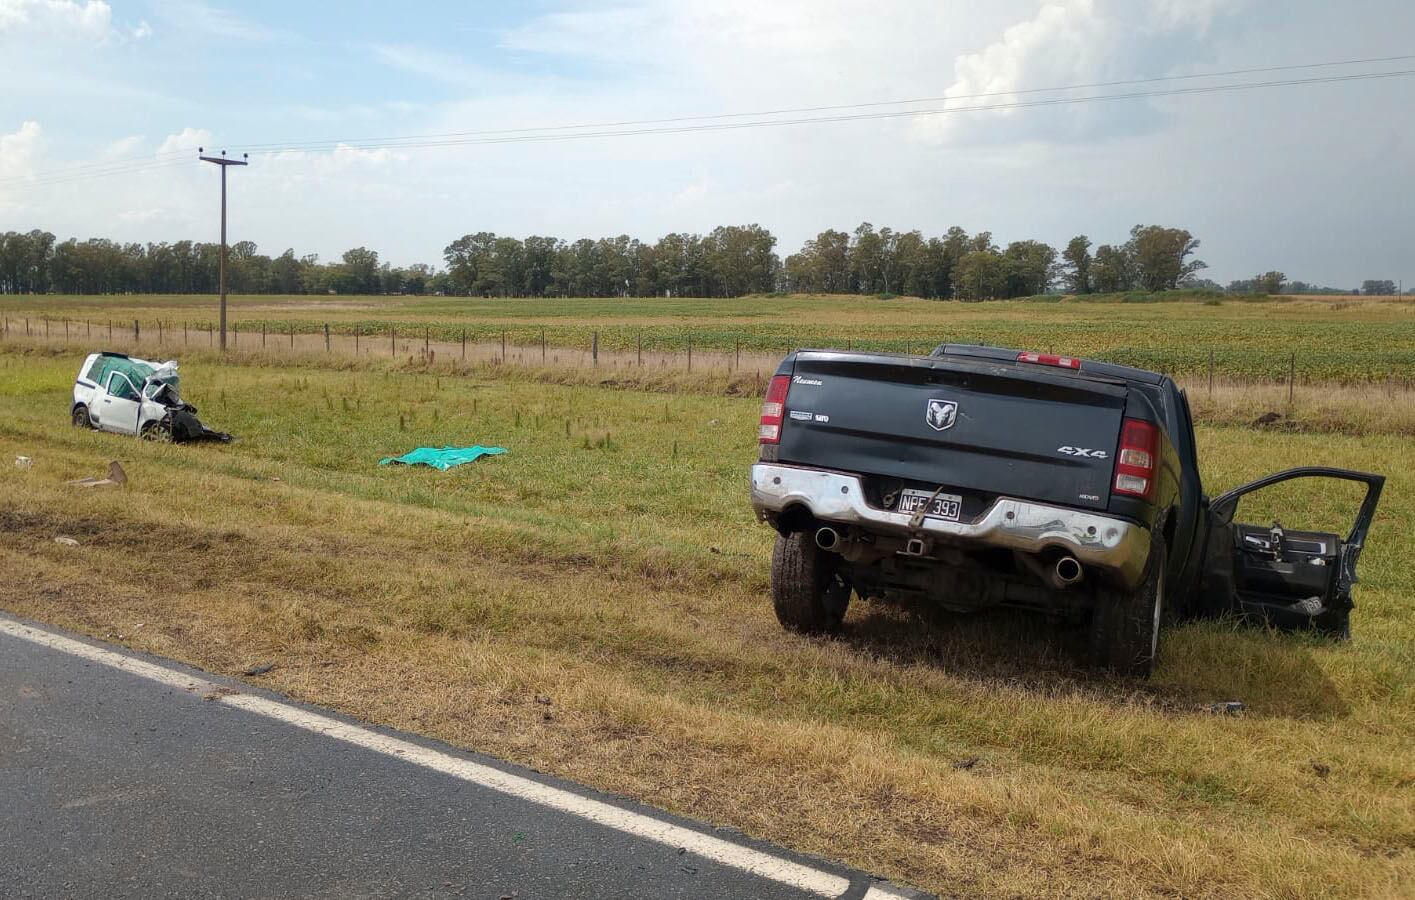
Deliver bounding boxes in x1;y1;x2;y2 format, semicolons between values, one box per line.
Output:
1202;467;1384;638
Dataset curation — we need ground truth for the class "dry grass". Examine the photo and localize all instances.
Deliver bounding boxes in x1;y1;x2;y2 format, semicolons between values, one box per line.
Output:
1;348;1412;898
2;290;1412;383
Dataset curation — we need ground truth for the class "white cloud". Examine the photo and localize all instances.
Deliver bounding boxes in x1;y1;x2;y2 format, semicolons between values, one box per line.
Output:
0;120;43;178
148;0;289;43
0;0;111;40
156;127;213;156
914;0;1246;145
128;19;150;40
101;134;144;157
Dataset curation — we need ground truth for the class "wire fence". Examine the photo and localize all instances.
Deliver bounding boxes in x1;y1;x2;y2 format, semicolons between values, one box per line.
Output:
2;314;1412;400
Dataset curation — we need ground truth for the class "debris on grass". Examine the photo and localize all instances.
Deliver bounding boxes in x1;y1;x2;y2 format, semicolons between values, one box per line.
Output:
15;455;32;469
379;446;507;470
66;460;127;488
241;663;277;677
53;536;80;546
1206;700;1247;715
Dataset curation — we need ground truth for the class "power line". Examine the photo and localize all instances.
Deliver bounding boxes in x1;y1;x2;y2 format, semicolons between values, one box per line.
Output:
230;53;1415;153
0;151;191;190
245;68;1415;155
3;57;1413;190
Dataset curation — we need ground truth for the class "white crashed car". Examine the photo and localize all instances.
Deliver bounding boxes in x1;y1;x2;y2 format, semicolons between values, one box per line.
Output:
71;352;230;442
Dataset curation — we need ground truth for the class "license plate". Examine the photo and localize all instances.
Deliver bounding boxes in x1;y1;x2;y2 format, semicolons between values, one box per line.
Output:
897;489;962;522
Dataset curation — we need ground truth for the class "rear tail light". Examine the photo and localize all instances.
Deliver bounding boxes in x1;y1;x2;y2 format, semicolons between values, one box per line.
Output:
1017;351;1081;369
759;375;791;444
1113;418;1159;499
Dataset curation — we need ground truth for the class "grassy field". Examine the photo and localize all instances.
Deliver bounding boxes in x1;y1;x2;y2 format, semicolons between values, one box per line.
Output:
3;291;1413;382
1;344;1411;898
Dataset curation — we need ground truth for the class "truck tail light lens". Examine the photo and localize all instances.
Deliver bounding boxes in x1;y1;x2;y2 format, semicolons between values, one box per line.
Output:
759;375;791;444
1113;418;1159;499
1017;351;1081;369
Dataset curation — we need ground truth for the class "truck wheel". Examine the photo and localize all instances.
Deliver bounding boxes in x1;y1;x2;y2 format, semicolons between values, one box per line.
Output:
72;405;93;429
771;531;850;634
1090;533;1166;677
1313;605;1351;640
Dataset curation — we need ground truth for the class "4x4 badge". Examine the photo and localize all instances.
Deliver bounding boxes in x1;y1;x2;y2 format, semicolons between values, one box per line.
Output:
925;398;958;431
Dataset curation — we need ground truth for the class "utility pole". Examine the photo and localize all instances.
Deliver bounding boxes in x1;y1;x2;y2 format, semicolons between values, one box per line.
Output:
199;148;248;351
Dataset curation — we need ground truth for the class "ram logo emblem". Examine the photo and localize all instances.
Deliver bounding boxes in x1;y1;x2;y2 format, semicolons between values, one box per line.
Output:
925;398;958;431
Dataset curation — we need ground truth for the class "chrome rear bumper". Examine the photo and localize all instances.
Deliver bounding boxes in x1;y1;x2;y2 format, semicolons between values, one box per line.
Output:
751;463;1151;589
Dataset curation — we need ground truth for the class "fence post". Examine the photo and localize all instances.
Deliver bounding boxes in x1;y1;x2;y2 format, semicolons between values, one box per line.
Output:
541;328;547;363
355;325;360;355
687;333;692;372
1288;353;1296;405
592;331;598;366
324;323;330;352
461;328;466;359
133;320;139;343
289;322;294;348
391;325;396;356
185;322;189;345
260;323;265;347
64;318;69;340
1208;349;1214;397
232;322;237;347
87;319;91;338
210;324;214;346
157;320;162;345
45;317;50;338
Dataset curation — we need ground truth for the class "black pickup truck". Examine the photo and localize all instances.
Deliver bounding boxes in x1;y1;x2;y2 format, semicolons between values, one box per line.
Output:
751;344;1384;676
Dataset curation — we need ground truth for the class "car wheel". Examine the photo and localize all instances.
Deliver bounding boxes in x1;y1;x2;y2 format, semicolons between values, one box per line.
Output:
139;420;173;443
770;530;851;634
72;405;93;429
1090;532;1166;677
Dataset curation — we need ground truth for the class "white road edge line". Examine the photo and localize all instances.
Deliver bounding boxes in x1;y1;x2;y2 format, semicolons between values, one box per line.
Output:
0;617;868;899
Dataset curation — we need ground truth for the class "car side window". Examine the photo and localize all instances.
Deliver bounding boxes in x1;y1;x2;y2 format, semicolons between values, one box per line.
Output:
107;372;138;401
83;358;106;383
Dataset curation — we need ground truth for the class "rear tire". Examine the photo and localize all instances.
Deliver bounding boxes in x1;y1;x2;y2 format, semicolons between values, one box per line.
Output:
71;405;92;429
1313;605;1351;640
771;531;850;634
1090;532;1166;677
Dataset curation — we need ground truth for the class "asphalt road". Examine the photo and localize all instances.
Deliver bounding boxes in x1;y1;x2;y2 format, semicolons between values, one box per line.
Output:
0;614;924;900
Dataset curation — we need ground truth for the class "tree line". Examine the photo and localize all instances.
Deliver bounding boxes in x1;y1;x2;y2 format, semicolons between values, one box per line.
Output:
0;223;1397;298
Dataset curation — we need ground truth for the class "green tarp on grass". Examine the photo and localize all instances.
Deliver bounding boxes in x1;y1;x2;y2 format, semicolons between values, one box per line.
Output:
378;446;507;471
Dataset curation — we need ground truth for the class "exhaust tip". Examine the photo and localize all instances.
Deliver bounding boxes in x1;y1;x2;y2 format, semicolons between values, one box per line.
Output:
815;527;840;551
1055;555;1083;585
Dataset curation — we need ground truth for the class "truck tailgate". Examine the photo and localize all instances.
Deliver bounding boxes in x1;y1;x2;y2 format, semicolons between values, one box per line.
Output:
777;352;1128;512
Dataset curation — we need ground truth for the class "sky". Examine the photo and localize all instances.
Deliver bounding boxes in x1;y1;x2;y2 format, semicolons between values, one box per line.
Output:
0;0;1412;288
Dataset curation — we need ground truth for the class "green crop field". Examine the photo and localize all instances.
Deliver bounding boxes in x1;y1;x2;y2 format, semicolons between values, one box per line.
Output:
3;291;1414;383
0;342;1411;898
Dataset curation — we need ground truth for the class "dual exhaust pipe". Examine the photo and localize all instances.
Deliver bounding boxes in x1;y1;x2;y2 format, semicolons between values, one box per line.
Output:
817;525;1084;589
